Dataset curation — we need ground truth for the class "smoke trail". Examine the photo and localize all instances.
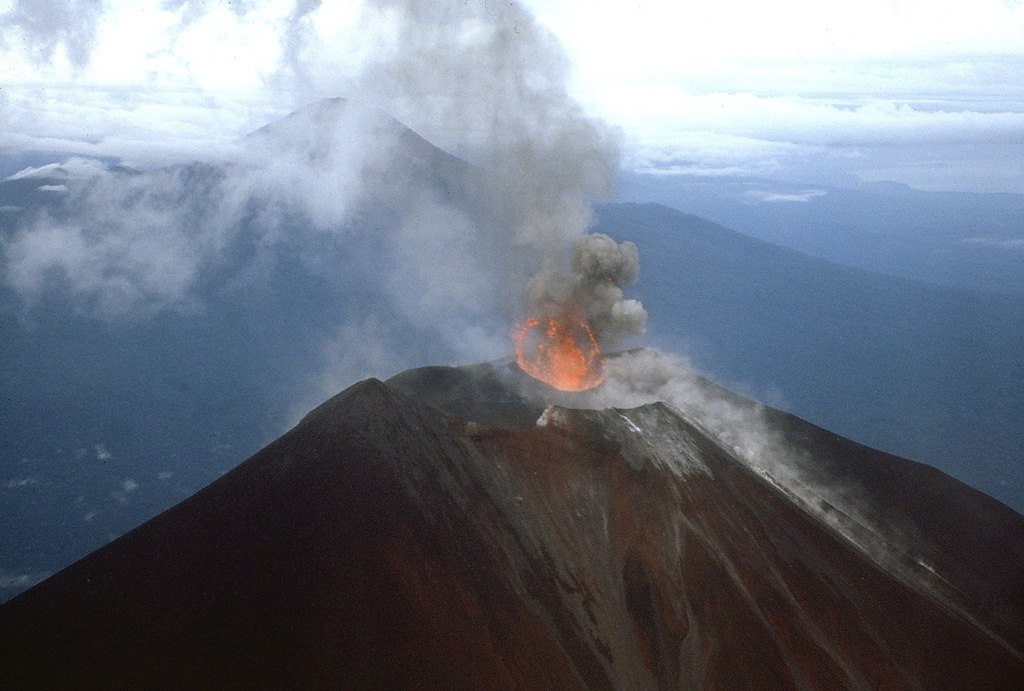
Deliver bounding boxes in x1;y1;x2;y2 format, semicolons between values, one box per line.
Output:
345;0;646;344
2;1;647;399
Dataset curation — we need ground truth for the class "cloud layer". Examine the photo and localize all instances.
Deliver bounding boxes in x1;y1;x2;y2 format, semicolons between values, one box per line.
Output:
3;0;1024;191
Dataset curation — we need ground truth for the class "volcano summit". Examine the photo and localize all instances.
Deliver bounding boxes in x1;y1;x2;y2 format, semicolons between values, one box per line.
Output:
1;352;1022;689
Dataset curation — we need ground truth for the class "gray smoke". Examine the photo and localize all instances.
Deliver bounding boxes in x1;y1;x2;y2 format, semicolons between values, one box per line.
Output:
525;233;647;345
2;1;647;406
343;0;645;344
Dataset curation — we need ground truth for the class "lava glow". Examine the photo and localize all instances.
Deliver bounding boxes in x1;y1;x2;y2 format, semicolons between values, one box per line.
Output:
513;315;604;391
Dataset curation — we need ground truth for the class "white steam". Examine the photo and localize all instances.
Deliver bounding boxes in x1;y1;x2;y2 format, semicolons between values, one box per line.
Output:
579;348;924;588
582;349;790;474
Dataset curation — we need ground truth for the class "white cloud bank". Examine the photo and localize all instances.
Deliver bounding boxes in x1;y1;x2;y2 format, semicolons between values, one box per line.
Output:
1;0;1023;191
531;0;1024;191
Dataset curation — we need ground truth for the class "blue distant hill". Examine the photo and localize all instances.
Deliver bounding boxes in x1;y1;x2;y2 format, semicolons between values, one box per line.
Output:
618;172;1024;296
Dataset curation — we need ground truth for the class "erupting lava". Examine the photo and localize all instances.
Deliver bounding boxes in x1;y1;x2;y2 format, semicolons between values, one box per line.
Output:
513;315;604;391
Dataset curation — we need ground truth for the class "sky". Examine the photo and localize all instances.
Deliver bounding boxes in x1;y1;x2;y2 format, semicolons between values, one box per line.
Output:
2;0;1024;191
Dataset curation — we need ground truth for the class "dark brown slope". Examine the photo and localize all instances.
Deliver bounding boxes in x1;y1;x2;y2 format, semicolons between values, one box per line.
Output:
391;356;1024;656
1;373;1022;689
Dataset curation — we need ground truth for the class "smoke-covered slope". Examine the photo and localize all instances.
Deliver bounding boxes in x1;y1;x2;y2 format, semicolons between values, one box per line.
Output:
2;358;1021;689
390;353;1024;657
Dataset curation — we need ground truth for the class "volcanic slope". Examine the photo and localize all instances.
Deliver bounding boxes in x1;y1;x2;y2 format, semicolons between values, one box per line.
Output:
2;356;1023;689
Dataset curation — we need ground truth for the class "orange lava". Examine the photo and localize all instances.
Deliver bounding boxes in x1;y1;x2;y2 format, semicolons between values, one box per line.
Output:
513;315;604;391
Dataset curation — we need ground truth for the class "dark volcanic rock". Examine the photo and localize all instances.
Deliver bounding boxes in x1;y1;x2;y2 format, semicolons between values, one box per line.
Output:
1;363;1023;689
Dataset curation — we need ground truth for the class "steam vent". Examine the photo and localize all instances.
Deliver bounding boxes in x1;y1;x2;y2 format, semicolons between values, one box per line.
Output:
2;353;1023;689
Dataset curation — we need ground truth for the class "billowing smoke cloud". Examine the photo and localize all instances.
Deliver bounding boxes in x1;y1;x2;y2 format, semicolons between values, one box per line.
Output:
1;0;102;66
341;0;643;345
1;1;644;409
525;233;647;345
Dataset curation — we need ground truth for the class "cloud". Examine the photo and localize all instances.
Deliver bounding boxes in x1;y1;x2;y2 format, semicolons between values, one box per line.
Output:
5;476;41;488
598;86;1024;191
2;103;412;318
853;141;1024;192
0;570;51;600
618;125;813;179
0;0;296;166
533;0;1024;64
3;1;1023;194
528;0;1024;193
2;174;209;318
744;189;828;203
5;157;109;180
0;102;426;319
1;0;103;66
605;87;1024;149
0;85;274;168
110;477;138;504
963;236;1024;250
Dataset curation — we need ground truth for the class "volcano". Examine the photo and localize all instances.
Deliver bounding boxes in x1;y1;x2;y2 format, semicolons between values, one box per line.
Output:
1;352;1022;689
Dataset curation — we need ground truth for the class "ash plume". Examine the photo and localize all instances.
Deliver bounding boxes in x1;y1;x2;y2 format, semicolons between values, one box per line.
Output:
525;233;647;346
1;0;646;413
344;0;646;345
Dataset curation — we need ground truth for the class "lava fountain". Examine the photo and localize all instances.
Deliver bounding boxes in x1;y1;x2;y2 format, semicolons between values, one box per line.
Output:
513;314;604;391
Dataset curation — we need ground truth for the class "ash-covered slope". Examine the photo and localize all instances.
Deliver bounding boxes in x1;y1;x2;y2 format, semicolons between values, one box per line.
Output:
2;358;1023;689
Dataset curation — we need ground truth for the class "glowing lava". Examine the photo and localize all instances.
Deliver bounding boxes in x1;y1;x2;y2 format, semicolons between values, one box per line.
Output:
513;315;604;391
